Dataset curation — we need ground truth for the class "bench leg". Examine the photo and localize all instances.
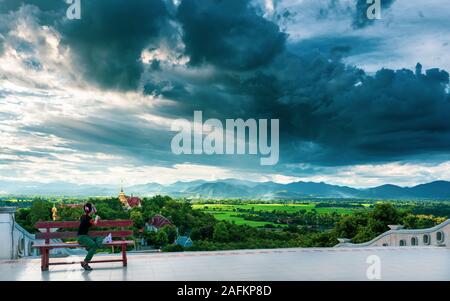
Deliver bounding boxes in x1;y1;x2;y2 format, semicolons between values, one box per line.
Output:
45;249;50;270
40;248;49;271
121;245;127;267
40;248;45;271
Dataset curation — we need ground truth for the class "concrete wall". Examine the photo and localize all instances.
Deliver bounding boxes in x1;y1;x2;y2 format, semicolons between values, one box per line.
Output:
13;222;36;258
0;207;16;259
336;219;450;248
0;207;37;259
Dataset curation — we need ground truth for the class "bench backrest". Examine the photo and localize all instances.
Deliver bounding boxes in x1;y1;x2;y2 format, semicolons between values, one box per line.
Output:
35;220;134;243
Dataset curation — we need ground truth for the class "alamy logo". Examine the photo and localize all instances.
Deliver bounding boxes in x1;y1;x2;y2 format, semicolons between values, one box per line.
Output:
366;255;382;280
170;111;279;165
366;0;381;20
66;0;81;20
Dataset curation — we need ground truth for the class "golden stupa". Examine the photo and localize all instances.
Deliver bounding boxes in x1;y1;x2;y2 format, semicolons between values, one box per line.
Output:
118;187;128;206
51;204;58;221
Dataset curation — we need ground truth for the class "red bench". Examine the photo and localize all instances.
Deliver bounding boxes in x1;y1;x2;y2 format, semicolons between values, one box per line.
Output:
32;220;134;271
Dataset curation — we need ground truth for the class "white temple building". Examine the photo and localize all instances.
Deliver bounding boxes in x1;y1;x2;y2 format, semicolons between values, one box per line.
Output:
335;219;449;248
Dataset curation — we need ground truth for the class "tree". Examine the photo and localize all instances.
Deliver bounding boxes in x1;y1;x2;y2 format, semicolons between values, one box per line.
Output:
213;222;229;243
402;214;443;229
370;203;402;232
160;225;178;243
15;208;33;233
334;211;369;239
155;230;169;247
333;203;406;244
130;209;144;228
29;199;52;225
352;226;378;243
191;225;214;240
144;231;157;246
58;205;82;221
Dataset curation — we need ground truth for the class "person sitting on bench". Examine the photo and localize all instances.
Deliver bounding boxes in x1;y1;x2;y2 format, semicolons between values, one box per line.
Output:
78;202;103;271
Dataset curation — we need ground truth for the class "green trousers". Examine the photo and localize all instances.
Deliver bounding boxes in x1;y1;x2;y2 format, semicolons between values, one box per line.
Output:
78;235;104;262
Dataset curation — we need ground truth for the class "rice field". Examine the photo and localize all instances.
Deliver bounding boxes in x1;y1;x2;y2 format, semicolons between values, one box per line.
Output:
192;203;361;227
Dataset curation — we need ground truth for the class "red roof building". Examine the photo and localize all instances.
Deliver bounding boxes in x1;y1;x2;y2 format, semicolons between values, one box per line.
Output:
146;214;173;232
118;188;142;209
127;196;142;207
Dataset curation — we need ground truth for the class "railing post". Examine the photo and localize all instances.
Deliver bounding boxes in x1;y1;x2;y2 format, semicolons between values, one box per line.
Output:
44;227;50;270
45;227;50;245
122;244;127;267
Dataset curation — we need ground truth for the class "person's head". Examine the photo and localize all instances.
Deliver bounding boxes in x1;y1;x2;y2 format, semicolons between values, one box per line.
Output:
83;202;97;216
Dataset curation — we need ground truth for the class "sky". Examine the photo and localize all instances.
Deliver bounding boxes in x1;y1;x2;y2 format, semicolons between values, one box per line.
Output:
0;0;449;188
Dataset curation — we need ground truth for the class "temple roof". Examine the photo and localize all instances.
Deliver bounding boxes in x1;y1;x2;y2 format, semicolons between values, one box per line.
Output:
149;214;173;228
127;196;141;207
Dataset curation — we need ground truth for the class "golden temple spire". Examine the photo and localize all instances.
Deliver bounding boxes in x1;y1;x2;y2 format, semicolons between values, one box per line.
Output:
51;204;58;221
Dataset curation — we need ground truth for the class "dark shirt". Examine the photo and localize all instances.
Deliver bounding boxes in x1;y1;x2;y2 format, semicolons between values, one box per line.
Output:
78;215;93;236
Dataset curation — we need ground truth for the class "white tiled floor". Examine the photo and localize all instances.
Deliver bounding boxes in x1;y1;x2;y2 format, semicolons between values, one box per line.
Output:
0;247;448;281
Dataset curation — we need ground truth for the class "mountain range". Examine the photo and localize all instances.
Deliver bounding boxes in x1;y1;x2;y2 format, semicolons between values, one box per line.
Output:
1;179;450;200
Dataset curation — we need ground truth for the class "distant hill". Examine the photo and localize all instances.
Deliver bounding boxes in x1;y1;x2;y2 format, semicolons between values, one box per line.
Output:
358;181;450;199
359;184;411;199
284;182;360;198
406;181;450;198
185;182;251;198
126;182;165;195
1;179;450;200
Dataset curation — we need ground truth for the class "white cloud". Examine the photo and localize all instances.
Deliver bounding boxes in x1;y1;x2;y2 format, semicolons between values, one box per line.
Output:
286;161;450;188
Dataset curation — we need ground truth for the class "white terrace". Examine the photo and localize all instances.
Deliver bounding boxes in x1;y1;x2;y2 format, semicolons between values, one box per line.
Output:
0;247;449;281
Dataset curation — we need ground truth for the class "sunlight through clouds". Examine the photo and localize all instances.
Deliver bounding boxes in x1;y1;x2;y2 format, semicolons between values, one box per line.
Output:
0;0;449;188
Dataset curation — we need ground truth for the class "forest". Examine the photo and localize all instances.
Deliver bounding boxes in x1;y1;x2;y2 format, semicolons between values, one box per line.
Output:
3;196;448;251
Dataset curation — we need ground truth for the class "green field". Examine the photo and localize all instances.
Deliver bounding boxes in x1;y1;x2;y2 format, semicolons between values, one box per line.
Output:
193;203;356;214
205;211;281;227
193;203;360;227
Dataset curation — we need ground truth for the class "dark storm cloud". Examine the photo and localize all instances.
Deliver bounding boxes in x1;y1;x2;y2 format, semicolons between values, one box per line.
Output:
273;58;448;166
278;60;450;166
0;0;16;54
353;0;396;29
314;0;397;30
146;46;450;168
0;34;4;54
56;0;173;91
0;0;175;91
0;0;66;30
0;0;65;13
146;69;250;119
177;0;286;70
4;0;450;172
287;35;382;61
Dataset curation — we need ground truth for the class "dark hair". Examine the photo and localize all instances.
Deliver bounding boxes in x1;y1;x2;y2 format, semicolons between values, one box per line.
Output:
83;203;93;214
